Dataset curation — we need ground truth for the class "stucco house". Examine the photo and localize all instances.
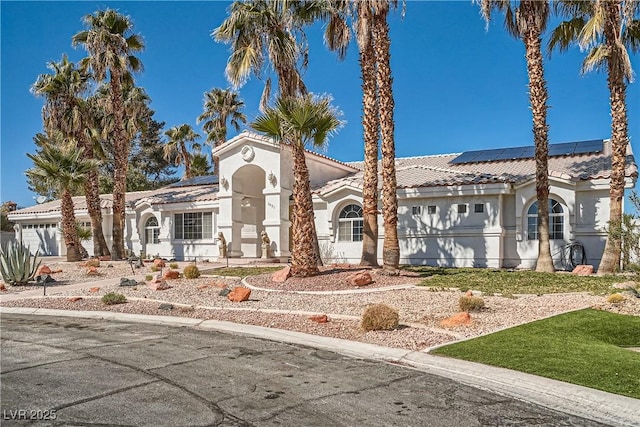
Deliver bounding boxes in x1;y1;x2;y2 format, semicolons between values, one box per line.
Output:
8;132;638;270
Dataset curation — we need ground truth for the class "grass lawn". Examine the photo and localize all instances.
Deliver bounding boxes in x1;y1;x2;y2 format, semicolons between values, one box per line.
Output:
200;266;281;277
407;267;628;295
431;309;640;399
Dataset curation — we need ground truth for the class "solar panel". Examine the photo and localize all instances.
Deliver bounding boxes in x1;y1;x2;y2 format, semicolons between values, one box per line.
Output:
166;175;218;188
449;139;604;165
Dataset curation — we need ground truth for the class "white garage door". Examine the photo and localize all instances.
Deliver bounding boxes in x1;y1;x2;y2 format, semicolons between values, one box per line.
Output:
21;223;59;256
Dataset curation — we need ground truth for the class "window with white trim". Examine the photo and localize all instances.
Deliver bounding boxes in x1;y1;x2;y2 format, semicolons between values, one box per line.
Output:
174;212;212;240
427;205;436;215
338;204;363;242
412;206;422;215
457;204;467;214
145;216;160;244
527;199;564;240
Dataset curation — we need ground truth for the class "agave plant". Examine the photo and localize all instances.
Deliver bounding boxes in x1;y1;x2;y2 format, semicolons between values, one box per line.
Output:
0;241;41;285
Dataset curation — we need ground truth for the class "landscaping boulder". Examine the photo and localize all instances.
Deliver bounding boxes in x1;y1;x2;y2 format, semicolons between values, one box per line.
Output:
69;297;83;302
309;314;329;323
440;312;472;328
218;288;231;297
228;287;251;302
119;278;138;287
163;270;180;280
272;266;291;283
0;283;7;292
89;287;100;293
572;265;594;276
612;281;636;289
147;274;171;290
347;271;373;287
87;266;99;275
38;265;53;275
158;303;174;310
153;258;166;268
36;274;56;285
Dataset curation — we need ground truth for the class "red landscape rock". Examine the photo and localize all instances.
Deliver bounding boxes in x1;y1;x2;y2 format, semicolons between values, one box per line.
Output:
347;271;373;287
163;270;180;279
89;287;100;293
198;284;210;290
272;266;291;283
0;283;7;292
309;314;329;323
228;287;251;302
153;258;166;268
69;296;83;302
440;312;472;328
147;280;171;290
572;265;594;276
86;266;99;275
38;265;52;275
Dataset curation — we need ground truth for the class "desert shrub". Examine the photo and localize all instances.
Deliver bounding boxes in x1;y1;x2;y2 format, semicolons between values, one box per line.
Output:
85;258;100;268
102;292;127;305
150;265;160;272
169;262;179;269
183;264;201;279
0;241;40;285
361;304;399;331
144;275;153;281
459;295;485;312
607;293;625;304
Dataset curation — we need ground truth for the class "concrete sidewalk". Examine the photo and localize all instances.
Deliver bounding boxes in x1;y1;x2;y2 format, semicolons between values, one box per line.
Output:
1;306;637;426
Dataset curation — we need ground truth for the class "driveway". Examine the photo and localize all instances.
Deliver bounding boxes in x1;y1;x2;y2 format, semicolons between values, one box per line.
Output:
0;313;605;426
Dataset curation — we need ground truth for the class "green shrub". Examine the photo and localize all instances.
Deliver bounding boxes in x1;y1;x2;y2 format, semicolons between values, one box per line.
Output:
183;264;201;279
0;241;40;285
102;292;127;305
144;275;153;281
150;265;160;272
169;262;179;269
85;258;100;268
361;304;399;331
459;295;485;312
607;293;625;304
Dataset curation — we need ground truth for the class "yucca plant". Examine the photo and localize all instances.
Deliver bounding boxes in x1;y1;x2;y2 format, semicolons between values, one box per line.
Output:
0;241;41;285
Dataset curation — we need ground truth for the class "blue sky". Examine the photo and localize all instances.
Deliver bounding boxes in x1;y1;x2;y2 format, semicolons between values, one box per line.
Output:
1;1;638;210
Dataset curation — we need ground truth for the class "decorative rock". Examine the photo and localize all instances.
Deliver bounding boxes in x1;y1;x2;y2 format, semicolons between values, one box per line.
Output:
440;312;472;328
69;297;83;302
119;278;138;287
107;264;114;268
612;281;637;289
99;255;111;261
572;265;594;275
163;270;180;280
153;258;166;268
38;265;53;275
347;271;373;287
89;287;100;293
309;314;329;323
147;274;171;290
272;266;292;283
158;303;174;310
228;287;251;302
87;266;99;275
198;284;210;290
465;290;483;297
218;288;231;297
0;283;6;291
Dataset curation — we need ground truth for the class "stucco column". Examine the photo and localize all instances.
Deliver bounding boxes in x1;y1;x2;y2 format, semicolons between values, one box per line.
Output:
217;192;240;258
262;187;291;260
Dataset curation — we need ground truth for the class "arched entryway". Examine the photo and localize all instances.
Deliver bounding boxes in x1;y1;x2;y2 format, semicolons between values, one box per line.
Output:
232;165;266;257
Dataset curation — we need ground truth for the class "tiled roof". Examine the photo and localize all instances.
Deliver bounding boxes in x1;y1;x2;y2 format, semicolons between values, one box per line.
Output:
314;140;637;194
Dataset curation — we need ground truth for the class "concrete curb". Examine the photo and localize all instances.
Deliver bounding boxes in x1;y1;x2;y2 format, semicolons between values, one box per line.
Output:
1;307;637;426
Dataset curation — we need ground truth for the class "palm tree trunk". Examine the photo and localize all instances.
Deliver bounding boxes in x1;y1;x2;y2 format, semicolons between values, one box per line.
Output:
61;190;81;262
359;10;380;268
79;132;110;257
110;71;128;260
290;144;319;277
522;3;554;273
598;0;628;274
373;6;399;272
181;142;192;180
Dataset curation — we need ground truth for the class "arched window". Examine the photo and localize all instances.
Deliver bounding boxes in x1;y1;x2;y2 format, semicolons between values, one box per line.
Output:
338;204;363;242
145;216;160;244
527;199;564;240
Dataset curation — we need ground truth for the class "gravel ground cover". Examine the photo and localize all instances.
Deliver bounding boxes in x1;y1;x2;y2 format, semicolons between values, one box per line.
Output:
2;260;638;351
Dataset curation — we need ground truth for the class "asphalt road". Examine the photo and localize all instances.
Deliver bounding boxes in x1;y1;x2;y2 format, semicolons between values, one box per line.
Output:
0;313;605;426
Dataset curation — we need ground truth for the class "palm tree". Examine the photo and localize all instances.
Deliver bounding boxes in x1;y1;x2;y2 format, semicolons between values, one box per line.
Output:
214;0;328;265
164;124;202;180
72;8;144;260
372;1;400;273
480;0;554;272
197;88;247;176
31;55;111;258
550;0;639;273
251;94;343;277
324;1;381;267
26;136;97;262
